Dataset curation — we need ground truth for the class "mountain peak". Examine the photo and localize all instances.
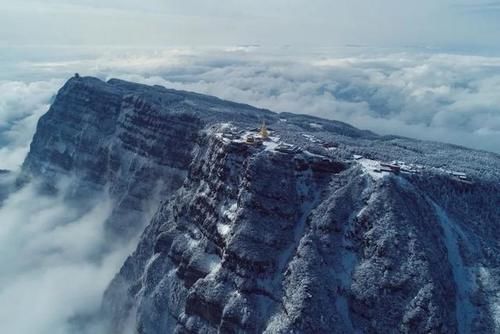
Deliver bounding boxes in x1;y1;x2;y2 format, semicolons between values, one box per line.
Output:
19;76;500;333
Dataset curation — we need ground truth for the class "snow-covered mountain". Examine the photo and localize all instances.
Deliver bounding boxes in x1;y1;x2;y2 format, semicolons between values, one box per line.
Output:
20;76;500;333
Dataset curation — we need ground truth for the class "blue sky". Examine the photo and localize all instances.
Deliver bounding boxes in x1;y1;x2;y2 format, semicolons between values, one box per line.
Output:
1;0;500;52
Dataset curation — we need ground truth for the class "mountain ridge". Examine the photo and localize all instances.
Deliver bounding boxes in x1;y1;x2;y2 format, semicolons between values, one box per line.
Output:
19;76;500;333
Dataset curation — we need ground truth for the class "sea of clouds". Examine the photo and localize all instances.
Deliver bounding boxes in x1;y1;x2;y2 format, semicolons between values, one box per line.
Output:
0;45;499;333
0;176;135;334
1;46;500;173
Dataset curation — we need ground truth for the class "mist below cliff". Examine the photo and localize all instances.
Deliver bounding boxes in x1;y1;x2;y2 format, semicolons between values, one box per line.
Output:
0;179;133;334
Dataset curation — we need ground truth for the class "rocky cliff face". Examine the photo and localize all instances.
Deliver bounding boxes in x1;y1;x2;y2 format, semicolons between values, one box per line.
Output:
22;77;227;239
23;77;500;333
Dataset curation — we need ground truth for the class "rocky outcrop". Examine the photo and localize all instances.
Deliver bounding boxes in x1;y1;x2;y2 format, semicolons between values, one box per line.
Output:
23;77;500;333
21;77;198;238
102;129;345;333
102;126;500;333
20;76;270;239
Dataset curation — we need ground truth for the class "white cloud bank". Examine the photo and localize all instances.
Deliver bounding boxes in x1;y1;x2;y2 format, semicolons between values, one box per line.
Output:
2;47;499;164
0;180;132;334
109;50;500;154
0;79;63;170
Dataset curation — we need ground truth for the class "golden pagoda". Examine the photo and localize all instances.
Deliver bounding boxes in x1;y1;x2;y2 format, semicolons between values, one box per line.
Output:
259;120;269;139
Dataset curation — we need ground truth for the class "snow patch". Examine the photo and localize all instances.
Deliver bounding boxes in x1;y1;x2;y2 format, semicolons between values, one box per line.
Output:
478;266;500;330
263;140;279;151
217;223;231;237
302;133;322;143
202;254;221;273
186;233;201;249
358;158;387;180
223;202;238;221
309;122;323;130
204;259;222;279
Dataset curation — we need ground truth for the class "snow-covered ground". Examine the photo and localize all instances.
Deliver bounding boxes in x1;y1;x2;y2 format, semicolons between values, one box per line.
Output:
477;266;500;330
309;123;323;130
433;204;476;334
263;138;279;151
358;158;388;180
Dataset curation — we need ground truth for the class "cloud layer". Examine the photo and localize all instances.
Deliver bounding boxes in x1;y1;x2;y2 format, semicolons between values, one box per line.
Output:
1;47;499;174
115;50;500;154
14;47;500;152
0;179;133;334
1;0;500;51
0;79;62;170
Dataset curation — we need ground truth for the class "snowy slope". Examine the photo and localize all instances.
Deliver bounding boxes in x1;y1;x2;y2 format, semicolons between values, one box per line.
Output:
20;76;500;333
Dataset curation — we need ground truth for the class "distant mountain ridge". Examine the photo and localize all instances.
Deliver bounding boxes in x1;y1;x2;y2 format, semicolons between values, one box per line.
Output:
21;76;500;333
